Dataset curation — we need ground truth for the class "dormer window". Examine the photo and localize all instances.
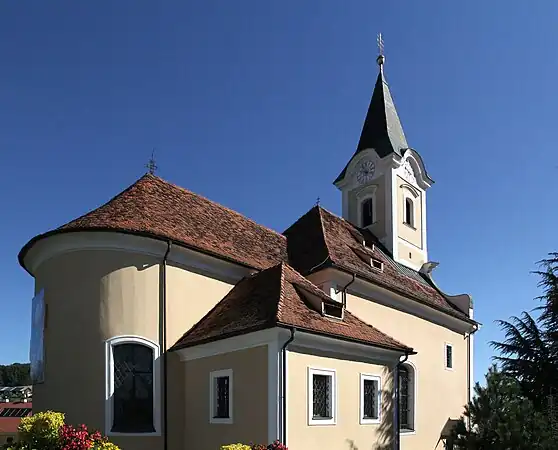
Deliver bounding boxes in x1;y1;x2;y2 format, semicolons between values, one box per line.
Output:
371;259;384;272
404;197;414;227
322;302;344;319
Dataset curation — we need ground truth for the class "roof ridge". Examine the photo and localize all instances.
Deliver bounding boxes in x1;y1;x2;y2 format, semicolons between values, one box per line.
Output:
58;173;153;229
148;174;286;240
275;262;287;324
316;206;334;258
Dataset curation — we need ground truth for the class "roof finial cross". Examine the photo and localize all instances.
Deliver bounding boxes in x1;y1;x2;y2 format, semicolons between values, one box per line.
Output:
146;148;158;175
316;196;321;207
376;32;385;67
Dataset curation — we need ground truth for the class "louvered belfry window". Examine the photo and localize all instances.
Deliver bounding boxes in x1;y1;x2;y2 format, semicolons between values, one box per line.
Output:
112;343;154;433
312;374;332;419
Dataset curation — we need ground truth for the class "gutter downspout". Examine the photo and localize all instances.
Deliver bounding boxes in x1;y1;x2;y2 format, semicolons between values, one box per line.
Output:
466;323;479;431
281;327;296;445
394;352;409;450
162;241;172;450
340;273;356;308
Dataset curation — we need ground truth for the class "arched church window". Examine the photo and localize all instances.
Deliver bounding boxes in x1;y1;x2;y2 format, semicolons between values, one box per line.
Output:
404;197;414;227
361;198;374;227
399;363;415;432
106;336;160;435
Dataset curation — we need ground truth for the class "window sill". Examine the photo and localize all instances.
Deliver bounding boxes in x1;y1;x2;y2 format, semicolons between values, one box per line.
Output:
309;417;336;426
210;417;233;425
360;417;380;425
400;428;416;435
107;431;161;437
402;222;416;231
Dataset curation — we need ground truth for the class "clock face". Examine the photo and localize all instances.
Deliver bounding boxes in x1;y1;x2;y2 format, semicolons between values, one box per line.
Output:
356;160;376;184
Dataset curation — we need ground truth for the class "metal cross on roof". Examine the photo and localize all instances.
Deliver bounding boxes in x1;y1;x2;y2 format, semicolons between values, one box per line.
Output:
377;33;384;56
316;197;321;207
146;148;158;175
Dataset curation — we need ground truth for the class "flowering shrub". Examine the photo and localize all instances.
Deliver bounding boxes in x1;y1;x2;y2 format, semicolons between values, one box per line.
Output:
1;411;119;450
267;441;288;450
18;411;65;450
220;445;251;450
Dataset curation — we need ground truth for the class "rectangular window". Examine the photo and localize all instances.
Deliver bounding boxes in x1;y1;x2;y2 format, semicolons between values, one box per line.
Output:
209;369;233;424
308;368;336;425
445;344;453;370
360;374;381;424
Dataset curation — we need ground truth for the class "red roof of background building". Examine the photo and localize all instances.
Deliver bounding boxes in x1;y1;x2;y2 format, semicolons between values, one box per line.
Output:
0;402;32;434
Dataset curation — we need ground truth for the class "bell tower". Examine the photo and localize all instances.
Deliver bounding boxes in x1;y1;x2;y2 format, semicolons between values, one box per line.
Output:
333;38;434;271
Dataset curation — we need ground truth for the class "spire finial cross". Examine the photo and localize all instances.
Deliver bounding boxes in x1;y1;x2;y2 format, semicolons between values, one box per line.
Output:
146;148;158;175
376;33;385;67
316;196;321;207
377;33;384;56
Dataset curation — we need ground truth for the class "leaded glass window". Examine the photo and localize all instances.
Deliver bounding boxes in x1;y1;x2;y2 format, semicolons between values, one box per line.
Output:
363;379;378;419
312;374;332;419
210;369;233;423
399;365;412;430
446;344;453;369
112;343;154;433
214;376;230;418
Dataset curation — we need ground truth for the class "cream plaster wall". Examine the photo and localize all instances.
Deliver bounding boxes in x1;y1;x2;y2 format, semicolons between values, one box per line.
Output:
346;292;468;450
396;175;422;249
32;246;234;450
287;350;394;450
397;241;426;268
184;346;269;450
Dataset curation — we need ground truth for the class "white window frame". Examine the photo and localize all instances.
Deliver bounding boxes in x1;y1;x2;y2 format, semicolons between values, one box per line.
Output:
308;367;336;426
209;369;233;424
404;196;415;228
359;373;381;425
445;343;454;371
399;362;417;435
104;335;161;436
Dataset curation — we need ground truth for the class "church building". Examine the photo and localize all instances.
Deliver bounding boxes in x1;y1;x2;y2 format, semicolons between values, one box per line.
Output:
19;50;478;450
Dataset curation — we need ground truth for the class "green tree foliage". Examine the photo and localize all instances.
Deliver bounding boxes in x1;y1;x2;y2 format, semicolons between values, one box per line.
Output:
452;366;555;449
0;363;31;387
491;253;558;410
453;254;558;448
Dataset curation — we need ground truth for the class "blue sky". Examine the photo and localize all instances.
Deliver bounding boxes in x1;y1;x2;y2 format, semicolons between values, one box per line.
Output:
1;1;556;383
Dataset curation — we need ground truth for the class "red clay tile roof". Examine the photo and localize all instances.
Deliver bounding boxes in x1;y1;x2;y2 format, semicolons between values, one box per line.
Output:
19;174;469;325
171;263;413;353
20;174;287;271
284;206;468;320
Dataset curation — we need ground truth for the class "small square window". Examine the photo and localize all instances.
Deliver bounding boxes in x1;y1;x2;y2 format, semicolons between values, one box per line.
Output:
308;368;336;425
360;374;381;424
209;369;233;424
445;344;453;370
371;259;384;272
